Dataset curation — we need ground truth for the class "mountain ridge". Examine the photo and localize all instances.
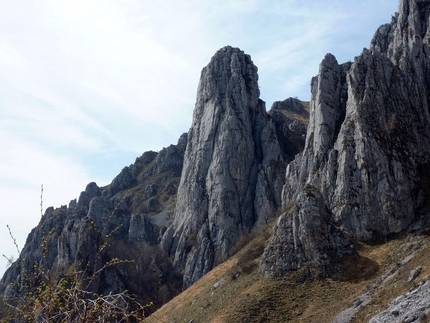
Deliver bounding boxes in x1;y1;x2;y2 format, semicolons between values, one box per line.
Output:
3;0;430;321
260;0;430;282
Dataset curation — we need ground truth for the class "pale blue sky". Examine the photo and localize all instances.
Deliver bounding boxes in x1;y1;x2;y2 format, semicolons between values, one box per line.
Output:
0;0;399;275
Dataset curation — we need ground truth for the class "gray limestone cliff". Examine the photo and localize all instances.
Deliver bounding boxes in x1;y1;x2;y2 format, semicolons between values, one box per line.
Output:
261;0;430;278
7;0;430;312
0;42;309;305
0;135;187;305
162;46;294;287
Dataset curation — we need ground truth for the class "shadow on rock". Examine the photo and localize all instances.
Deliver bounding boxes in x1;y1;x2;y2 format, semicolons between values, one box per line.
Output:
335;253;379;283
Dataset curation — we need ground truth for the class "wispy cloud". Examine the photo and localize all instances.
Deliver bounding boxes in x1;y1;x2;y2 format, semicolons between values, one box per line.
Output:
0;0;400;275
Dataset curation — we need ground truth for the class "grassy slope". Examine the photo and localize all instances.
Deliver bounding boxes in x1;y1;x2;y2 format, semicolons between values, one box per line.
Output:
275;100;310;126
146;102;430;322
146;228;430;323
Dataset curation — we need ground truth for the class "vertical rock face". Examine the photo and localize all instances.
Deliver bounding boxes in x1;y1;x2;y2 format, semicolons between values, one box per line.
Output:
1;43;309;304
261;0;430;278
10;0;430;305
162;46;287;287
260;185;353;278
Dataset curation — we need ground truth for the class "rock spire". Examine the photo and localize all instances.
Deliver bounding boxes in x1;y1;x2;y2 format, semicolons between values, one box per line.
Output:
162;46;287;287
261;0;430;277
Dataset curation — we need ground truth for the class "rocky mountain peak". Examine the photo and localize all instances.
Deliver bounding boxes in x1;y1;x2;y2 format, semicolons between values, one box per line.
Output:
162;46;291;287
0;135;189;306
8;1;430;318
260;0;430;279
195;46;260;107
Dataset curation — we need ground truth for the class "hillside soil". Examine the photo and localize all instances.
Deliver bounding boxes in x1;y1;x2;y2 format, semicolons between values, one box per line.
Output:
146;228;430;323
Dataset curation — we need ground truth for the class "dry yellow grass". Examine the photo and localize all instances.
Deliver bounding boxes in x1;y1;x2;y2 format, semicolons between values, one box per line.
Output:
278;101;310;125
146;232;430;323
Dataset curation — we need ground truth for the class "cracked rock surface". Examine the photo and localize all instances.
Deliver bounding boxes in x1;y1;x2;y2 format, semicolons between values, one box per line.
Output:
162;46;289;288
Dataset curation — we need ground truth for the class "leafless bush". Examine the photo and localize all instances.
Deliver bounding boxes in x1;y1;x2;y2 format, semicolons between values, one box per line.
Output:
1;187;151;322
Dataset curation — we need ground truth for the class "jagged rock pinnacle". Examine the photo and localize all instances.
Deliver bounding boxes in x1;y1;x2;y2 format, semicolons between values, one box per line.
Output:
162;46;287;287
260;0;430;278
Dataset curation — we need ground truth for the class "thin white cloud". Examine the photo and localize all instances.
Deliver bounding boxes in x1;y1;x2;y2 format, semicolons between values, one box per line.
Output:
0;130;94;191
0;42;27;70
0;0;401;276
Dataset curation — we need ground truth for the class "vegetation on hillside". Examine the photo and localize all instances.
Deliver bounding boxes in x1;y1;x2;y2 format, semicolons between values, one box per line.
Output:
146;226;430;323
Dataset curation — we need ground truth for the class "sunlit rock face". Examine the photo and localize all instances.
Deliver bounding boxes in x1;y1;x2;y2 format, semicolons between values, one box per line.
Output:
261;0;430;278
162;46;289;288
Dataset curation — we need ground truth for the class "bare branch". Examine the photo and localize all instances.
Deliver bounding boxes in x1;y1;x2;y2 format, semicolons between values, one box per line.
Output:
6;224;20;256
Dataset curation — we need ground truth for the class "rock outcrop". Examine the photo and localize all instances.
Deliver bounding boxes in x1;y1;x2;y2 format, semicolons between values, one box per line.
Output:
1;43;310;305
369;280;430;323
260;184;354;279
268;98;309;163
162;46;294;287
261;0;430;278
0;135;188;305
7;0;430;313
